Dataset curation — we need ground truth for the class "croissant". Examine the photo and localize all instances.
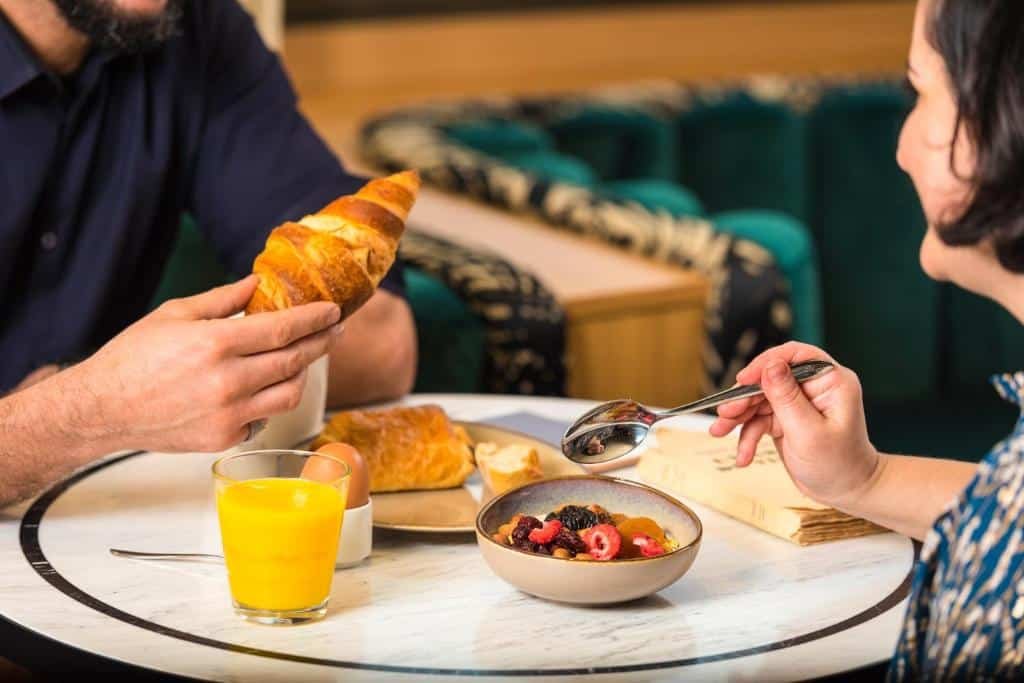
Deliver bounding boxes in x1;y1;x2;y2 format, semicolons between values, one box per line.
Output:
246;170;420;318
312;405;476;493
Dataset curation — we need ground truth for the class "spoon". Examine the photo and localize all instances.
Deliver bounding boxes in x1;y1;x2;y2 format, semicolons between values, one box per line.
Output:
561;360;835;465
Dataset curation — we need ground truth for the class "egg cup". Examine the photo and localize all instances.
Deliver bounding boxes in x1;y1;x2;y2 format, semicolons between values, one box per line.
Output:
336;499;373;568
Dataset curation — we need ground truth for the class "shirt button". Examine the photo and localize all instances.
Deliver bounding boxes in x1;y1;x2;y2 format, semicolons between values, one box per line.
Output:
40;232;58;251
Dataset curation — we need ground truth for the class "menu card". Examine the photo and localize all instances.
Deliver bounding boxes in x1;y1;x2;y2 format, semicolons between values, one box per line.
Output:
637;429;886;545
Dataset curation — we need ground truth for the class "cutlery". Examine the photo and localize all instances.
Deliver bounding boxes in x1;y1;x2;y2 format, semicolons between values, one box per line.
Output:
561;360;835;465
110;548;223;563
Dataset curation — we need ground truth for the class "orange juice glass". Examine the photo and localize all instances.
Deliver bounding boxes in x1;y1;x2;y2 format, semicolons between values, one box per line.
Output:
213;449;350;624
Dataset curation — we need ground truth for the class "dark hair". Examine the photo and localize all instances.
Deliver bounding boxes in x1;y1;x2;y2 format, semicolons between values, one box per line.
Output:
928;0;1024;271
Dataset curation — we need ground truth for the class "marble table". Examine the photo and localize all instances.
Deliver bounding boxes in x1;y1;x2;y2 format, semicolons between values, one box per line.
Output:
0;394;915;682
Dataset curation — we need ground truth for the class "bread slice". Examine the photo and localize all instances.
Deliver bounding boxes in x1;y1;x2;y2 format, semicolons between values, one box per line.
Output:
475;443;544;494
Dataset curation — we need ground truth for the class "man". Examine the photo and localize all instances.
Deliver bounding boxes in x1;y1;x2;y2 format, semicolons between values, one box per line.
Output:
0;0;417;506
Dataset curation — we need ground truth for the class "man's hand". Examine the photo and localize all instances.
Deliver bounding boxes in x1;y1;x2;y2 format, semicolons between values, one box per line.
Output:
65;276;342;453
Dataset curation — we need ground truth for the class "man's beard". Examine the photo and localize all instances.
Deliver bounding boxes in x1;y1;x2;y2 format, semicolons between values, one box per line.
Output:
52;0;184;54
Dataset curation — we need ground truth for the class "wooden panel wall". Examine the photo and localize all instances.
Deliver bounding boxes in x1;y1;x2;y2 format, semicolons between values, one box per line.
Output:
283;0;916;144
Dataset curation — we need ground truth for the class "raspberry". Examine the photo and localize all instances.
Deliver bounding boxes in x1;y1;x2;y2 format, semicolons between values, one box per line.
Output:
510;516;542;549
581;524;622;561
528;520;562;544
632;533;667;558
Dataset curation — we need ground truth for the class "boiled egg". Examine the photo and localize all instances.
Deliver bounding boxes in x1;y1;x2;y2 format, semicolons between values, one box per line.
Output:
305;442;370;509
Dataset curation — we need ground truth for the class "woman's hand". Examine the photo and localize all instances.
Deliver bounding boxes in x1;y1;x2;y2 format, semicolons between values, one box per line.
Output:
65;276;342;453
709;342;881;509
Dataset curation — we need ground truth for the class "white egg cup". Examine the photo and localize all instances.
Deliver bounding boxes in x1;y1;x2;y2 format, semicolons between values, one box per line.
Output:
337;500;373;568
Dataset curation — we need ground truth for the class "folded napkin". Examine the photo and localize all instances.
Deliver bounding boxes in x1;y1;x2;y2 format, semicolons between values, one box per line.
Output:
637;429;886;545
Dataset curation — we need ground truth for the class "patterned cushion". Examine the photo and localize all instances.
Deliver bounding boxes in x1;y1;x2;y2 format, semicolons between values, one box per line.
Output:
600;179;704;218
399;231;566;395
712;210;821;346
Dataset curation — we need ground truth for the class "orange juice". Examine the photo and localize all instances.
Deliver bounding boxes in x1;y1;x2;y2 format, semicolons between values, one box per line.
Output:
217;478;347;611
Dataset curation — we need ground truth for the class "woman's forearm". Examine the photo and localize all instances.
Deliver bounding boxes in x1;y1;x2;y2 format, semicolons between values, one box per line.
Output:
833;453;978;540
0;369;113;507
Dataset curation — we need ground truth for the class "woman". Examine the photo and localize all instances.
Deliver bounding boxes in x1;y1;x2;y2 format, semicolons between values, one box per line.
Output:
710;0;1024;678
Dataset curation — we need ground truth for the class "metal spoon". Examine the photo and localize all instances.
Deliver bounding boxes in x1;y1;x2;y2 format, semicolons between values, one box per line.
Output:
561;360;835;465
110;548;223;563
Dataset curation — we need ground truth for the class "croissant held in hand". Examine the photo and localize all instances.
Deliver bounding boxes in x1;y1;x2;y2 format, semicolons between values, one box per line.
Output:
246;170;420;319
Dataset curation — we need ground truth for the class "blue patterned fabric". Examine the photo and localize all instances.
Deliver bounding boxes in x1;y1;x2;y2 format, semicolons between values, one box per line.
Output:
891;372;1024;680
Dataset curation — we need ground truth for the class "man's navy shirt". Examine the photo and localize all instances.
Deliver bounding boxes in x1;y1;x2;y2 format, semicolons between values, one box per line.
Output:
0;0;402;392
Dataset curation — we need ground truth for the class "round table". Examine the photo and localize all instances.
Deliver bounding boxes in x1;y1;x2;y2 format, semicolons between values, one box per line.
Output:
0;394;915;682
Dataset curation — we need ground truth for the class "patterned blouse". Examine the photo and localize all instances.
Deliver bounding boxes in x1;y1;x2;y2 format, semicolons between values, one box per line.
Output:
891;373;1024;680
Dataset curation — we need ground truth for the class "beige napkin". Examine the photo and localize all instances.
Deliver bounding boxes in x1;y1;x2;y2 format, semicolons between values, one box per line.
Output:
637;429;886;545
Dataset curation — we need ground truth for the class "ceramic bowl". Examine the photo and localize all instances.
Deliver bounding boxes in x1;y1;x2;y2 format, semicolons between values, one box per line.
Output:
475;476;702;605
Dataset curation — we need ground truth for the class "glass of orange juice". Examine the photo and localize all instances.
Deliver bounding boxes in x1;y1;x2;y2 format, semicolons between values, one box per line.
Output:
212;449;350;625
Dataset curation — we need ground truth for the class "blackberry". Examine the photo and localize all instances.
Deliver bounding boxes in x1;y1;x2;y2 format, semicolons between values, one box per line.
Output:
510;516;542;549
551;527;587;554
588;505;615;525
554;505;599;531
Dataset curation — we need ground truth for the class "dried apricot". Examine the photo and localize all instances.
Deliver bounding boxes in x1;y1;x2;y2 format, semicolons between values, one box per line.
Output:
616;517;669;547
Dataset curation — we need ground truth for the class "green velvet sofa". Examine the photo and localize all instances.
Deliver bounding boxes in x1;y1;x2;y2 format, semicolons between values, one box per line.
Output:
360;77;1024;462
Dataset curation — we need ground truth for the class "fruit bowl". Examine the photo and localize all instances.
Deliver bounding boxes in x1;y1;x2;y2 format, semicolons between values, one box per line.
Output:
475;476;702;605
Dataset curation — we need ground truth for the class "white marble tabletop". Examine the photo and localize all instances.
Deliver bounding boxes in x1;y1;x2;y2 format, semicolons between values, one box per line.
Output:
0;394;915;682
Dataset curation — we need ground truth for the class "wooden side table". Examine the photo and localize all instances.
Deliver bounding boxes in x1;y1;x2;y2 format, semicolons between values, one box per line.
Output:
405;186;709;407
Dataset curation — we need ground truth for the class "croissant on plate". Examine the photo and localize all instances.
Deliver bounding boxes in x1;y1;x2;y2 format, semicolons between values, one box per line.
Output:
312;405;476;493
245;170;420;319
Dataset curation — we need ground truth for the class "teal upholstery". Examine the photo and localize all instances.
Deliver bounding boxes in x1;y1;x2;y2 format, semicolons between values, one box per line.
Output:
600;179;704;217
548;106;677;182
807;88;940;401
947;289;1024;393
502;150;597;187
149;216;231;305
677;95;808;221
446;120;596;186
404;267;486;393
712;210;822;345
446;120;553;158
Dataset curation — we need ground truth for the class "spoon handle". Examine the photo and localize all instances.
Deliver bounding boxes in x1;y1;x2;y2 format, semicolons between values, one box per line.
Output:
661;360;835;418
110;548;224;562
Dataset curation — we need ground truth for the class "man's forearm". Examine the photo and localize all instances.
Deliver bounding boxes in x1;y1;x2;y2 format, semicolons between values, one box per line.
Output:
834;454;978;541
326;291;417;408
0;369;113;507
